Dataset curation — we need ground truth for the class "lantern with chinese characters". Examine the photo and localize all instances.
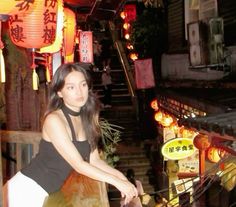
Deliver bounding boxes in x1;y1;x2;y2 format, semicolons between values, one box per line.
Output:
0;0;35;15
63;8;76;62
193;133;211;150
39;0;64;82
9;0;58;49
0;0;35;83
39;0;64;54
8;0;58;90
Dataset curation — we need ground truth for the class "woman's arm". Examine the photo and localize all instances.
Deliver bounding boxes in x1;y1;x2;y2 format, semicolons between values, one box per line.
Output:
90;148;127;181
43;113;137;204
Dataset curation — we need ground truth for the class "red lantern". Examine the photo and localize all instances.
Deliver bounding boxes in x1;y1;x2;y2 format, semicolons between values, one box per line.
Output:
126;43;133;50
206;147;226;163
193;134;211;150
123;22;130;30
120;11;126;19
0;0;35;83
161;115;173;127
39;0;64;54
129;52;138;61
0;0;35;15
63;8;76;58
154;111;163;122
150;99;158;110
8;0;58;90
8;0;58;49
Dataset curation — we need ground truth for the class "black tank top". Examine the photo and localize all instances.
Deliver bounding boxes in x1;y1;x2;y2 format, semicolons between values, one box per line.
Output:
21;108;91;193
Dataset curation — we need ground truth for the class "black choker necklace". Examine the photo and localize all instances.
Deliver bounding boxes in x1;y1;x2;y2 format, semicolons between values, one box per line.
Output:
62;104;81;116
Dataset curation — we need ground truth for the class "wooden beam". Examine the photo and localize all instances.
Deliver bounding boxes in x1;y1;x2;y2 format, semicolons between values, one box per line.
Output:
1;130;41;144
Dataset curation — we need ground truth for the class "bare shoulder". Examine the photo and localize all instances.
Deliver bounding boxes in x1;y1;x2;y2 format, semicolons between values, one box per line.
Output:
42;110;67;141
44;110;65;127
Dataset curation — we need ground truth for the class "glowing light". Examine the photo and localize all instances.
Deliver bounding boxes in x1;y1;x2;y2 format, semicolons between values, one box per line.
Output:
129;52;138;61
123;22;130;30
150;99;158;111
120;11;126;19
154;111;163;122
124;33;130;40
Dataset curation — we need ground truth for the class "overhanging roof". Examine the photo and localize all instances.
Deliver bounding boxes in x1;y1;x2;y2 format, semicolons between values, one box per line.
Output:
179;110;236;139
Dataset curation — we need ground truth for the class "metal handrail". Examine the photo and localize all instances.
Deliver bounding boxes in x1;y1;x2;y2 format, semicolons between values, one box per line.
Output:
108;21;136;99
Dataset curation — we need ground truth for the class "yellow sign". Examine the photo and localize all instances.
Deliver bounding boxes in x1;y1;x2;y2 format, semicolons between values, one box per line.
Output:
161;138;196;160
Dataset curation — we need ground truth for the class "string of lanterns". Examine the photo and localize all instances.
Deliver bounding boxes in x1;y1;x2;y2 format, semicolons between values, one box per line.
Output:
0;0;36;84
150;98;227;163
0;0;79;90
120;4;138;62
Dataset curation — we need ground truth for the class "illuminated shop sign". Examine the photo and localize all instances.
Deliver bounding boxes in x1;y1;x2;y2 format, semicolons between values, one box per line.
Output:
161;138;196;160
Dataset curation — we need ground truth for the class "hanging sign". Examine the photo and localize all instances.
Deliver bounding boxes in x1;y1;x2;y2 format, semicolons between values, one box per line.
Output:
161;138;196;160
134;58;155;89
124;4;136;23
79;31;93;63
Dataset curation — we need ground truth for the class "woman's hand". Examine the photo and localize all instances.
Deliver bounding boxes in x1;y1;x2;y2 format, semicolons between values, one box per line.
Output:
115;179;138;205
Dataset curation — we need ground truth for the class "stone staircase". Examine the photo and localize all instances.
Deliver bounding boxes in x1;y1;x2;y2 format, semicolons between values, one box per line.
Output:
107;141;156;207
90;30;157;206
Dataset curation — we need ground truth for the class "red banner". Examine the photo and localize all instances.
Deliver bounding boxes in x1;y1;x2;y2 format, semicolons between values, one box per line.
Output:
79;31;93;63
124;4;136;22
134;58;155;89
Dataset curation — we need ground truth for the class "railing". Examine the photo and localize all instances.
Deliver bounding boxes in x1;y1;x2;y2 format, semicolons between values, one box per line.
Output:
0;130;41;207
0;130;110;207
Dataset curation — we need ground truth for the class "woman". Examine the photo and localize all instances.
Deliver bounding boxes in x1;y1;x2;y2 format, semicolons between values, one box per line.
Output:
3;63;138;207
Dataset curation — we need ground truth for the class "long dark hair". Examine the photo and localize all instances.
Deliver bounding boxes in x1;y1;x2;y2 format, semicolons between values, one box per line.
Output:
44;63;101;151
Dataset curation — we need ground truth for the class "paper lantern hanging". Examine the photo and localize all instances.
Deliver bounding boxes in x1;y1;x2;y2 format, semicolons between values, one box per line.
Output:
206;147;226;163
161;114;173;127
193;133;211;150
63;8;76;59
154;111;163;122
0;0;35;83
0;0;35;15
39;0;64;54
8;0;58;49
150;99;158;111
8;0;58;90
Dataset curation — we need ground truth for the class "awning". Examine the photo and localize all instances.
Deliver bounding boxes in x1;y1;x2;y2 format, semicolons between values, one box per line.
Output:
180;110;236;140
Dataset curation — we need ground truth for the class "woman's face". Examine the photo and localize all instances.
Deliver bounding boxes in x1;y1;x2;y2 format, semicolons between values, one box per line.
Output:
57;70;89;111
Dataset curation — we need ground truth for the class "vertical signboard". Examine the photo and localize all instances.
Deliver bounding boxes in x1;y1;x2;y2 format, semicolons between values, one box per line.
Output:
79;31;93;63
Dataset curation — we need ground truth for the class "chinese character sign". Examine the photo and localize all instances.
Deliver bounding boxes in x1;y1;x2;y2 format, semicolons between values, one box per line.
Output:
161;138;197;160
134;58;155;89
8;0;58;49
79;31;93;63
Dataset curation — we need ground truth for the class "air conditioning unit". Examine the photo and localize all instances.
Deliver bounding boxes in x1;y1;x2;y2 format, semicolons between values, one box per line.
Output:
208;18;224;64
189;44;208;66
